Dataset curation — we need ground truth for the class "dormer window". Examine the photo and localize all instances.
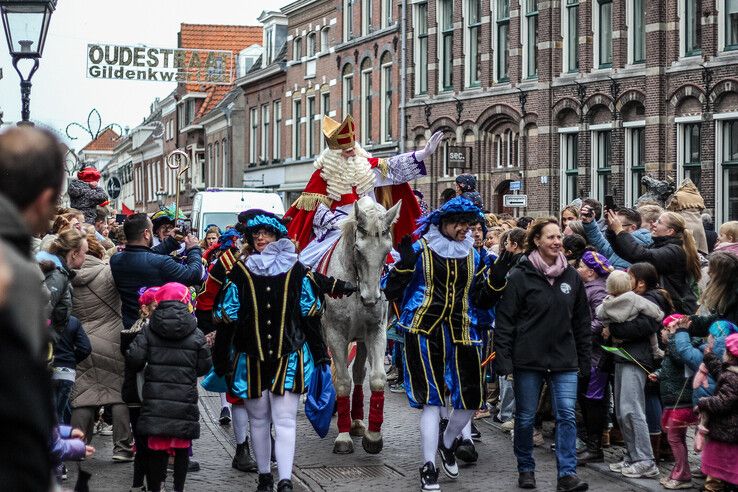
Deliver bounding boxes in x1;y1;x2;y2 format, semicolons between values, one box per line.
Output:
237;44;263;77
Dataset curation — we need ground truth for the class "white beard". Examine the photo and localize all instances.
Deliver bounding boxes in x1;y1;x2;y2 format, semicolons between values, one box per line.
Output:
314;145;375;201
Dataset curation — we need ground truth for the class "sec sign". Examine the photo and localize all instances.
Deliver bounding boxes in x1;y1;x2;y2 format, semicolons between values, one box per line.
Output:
446;145;471;169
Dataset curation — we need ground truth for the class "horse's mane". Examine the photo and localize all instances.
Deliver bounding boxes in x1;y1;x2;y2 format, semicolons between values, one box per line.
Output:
339;199;394;248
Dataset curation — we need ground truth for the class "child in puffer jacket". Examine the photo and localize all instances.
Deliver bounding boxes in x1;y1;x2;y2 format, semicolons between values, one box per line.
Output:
67;167;108;224
50;425;94;483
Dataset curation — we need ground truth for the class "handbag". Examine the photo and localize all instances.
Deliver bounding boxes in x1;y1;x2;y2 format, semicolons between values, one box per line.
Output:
304;363;336;438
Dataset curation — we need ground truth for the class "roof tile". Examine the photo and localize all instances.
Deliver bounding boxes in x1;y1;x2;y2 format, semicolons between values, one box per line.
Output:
80;128;121;152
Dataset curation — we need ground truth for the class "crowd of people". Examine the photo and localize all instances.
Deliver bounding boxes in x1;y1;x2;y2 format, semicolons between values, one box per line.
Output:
1;122;738;492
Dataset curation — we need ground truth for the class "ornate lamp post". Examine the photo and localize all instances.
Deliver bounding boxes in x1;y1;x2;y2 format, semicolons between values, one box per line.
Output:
0;0;57;124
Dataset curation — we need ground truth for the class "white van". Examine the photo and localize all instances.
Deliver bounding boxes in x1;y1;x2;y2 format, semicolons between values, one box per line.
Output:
191;188;285;237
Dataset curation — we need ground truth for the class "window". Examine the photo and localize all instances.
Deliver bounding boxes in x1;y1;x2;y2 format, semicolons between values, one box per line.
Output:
320;92;330;151
362;0;373;35
625;125;646;205
222;139;228;186
265;27;274;64
307;96;316;157
596;0;613;67
591;129;612;203
321;27;330;52
383;0;393;27
307;33;316;57
293;37;302;62
465;0;481;87
438;0;454;91
213;142;220;185
677;122;701;189
495;130;517;168
629;0;645;63
261;105;270;163
361;60;373;144
249;108;258;165
720;119;738;221
344;0;354;40
273;100;282;161
684;0;702;56
414;3;429;94
524;0;539;78
564;0;579;72
560;131;579;206
292;99;302;159
380;55;393;143
726;0;738;50
342;64;354;118
496;0;510;82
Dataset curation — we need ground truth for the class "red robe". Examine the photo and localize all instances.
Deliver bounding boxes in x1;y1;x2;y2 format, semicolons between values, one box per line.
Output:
285;157;422;251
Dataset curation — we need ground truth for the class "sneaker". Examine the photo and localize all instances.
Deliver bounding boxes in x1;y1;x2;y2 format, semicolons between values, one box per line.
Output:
419;461;440;491
576;437;587;453
454;438;478;463
98;423;113;436
470;422;481;442
532;429;544;447
474;405;491;419
501;419;515;432
621;460;660;478
277;478;293;492
518;471;536;489
389;382;405;393
188;459;200;473
437;438;459;479
112;451;135;462
219;406;232;425
608;459;630;472
386;365;399;381
556;475;589;492
61;464;68;481
661;478;693;490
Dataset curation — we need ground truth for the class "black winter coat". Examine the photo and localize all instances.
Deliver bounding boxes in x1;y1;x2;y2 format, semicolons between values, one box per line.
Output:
698;353;738;444
126;301;211;439
493;257;591;376
609;289;666;372
611;233;697;314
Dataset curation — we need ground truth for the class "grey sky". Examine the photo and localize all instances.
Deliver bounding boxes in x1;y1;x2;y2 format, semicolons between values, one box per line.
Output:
0;0;283;149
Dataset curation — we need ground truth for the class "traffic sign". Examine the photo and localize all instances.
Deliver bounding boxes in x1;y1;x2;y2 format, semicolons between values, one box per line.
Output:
503;194;528;207
509;180;522;191
106;176;122;200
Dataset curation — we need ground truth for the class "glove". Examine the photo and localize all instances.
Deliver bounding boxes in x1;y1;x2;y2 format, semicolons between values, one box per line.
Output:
489;250;515;288
414;132;444;163
395;235;418;271
329;279;357;298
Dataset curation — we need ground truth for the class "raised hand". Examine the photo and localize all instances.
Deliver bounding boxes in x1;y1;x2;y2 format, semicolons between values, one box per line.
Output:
396;234;418;270
414;132;445;162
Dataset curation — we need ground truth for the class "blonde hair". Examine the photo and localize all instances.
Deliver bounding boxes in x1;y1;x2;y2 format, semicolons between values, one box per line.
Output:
48;229;86;257
561;205;580;220
637;204;663;226
485;213;499;228
606;270;632;296
200;226;221;249
85;232;106;260
701;251;738;314
662;211;702;282
719;221;738;243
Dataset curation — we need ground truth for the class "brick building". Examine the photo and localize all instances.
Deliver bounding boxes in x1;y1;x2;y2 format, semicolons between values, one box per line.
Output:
402;0;738;224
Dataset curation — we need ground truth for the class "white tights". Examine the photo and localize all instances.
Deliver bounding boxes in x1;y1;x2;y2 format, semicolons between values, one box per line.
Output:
232;404;249;445
243;391;300;481
419;405;475;463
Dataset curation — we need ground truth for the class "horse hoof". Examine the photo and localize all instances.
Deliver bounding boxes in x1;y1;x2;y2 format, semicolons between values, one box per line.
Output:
350;420;366;437
362;435;383;454
333;440;354;454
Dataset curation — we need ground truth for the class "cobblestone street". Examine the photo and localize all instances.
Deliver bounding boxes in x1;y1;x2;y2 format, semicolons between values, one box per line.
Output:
65;383;680;492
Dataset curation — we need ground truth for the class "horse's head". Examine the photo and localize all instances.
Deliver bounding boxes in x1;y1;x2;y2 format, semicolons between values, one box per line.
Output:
342;196;401;307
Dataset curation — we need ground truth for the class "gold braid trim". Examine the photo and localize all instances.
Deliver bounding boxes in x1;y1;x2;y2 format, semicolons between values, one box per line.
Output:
376;158;390;178
290;192;333;211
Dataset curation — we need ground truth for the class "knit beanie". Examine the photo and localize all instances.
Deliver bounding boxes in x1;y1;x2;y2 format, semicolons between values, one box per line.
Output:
77;167;101;183
725;333;738;358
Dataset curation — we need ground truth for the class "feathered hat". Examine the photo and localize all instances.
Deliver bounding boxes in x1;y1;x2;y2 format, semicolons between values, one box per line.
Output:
237;209;289;246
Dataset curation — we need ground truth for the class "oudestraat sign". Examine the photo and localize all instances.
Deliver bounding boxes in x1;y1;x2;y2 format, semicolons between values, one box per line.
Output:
86;44;234;85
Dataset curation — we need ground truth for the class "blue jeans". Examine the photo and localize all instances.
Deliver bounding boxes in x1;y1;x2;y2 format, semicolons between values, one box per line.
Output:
513;370;579;478
645;384;663;434
53;379;74;425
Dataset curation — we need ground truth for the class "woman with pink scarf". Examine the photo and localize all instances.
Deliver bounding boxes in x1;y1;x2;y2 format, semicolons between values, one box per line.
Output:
493;217;591;492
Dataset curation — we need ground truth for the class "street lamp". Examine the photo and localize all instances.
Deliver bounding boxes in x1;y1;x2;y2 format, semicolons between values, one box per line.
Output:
0;0;57;124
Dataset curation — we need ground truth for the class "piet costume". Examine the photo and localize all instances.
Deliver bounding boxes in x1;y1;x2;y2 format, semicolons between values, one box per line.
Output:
382;196;486;489
285;115;426;267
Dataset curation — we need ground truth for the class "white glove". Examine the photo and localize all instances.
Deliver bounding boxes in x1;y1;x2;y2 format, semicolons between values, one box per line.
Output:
414;132;445;163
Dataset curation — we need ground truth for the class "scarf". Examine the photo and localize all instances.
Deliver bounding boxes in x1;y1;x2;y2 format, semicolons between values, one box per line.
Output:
245;238;298;276
423;224;474;259
528;249;568;285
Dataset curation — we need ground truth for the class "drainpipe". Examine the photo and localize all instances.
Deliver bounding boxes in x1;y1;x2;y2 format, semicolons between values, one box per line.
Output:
548;1;554;215
399;0;407;153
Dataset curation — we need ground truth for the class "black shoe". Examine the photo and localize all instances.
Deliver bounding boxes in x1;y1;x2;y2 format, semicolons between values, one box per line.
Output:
219;406;232;425
277;479;293;492
419;461;440;491
518;471;536;489
271;434;276;463
232;440;258;472
557;475;589;492
437;437;459;479
454;438;478;463
257;473;274;492
188;459;200;472
577;446;604;465
470;421;482;442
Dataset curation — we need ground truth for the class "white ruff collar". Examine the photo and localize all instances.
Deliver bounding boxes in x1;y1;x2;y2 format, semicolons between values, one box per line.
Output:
423;225;474;259
316;152;375;201
245;239;298;275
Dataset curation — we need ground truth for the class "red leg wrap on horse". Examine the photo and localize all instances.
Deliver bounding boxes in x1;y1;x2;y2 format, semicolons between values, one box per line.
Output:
351;384;364;421
368;390;385;433
337;395;351;433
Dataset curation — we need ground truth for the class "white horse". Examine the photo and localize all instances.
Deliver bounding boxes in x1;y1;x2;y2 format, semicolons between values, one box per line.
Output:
322;196;401;454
